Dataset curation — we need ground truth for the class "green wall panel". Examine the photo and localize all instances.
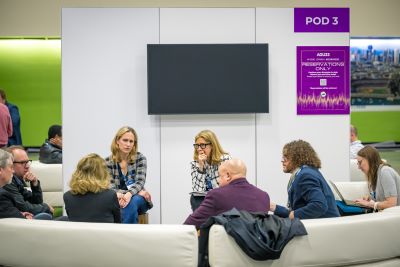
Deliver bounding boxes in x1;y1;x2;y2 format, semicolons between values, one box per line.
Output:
0;39;61;147
351;111;400;143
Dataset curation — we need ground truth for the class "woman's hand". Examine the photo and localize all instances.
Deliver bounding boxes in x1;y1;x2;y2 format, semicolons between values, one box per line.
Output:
354;198;374;208
139;190;151;202
270;202;276;212
123;192;132;206
198;151;207;170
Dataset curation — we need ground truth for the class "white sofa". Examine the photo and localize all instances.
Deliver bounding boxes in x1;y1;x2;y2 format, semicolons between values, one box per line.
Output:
350;159;366;181
0;219;198;267
208;207;400;267
29;161;63;207
208;181;400;267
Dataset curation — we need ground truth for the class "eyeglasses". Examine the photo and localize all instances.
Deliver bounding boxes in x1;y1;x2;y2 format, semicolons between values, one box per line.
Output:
193;143;211;149
13;160;32;167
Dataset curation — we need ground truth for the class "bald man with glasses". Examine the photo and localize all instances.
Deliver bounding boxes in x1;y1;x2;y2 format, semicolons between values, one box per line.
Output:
3;146;54;216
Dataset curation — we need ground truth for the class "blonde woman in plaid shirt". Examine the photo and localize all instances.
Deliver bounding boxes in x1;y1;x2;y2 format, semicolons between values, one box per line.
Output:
105;126;152;224
190;130;230;211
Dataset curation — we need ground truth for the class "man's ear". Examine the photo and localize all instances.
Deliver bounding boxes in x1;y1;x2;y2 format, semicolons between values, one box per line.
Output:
226;172;231;181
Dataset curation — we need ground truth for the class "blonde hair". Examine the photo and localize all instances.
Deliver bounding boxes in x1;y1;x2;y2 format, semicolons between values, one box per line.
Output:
193;130;228;165
110;126;138;163
69;153;110;195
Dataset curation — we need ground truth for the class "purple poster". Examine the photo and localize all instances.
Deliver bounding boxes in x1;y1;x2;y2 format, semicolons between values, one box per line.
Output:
297;46;350;115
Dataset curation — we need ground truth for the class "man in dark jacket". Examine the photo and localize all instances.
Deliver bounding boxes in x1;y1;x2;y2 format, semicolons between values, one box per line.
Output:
0;149;25;219
39;124;62;164
3;146;53;216
184;159;270;228
270;140;339;219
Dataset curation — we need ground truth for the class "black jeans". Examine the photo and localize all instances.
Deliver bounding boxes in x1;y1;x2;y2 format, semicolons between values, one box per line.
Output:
190;194;205;211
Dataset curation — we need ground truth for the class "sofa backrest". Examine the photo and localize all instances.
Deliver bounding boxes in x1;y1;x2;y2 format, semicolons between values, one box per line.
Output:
29;160;63;207
0;219;198;267
330;181;369;201
208;210;400;267
350;159;366;181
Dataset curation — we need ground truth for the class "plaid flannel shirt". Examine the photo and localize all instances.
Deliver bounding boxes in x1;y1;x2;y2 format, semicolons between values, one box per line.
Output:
105;152;147;196
190;153;231;192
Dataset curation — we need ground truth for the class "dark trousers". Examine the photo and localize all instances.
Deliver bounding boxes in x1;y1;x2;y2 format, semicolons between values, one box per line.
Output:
190;194;205;212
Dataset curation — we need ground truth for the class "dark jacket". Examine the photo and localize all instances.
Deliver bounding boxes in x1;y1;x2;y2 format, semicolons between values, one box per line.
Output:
275;166;340;219
6;101;22;146
0;188;24;219
64;189;121;223
198;208;307;266
2;176;51;215
39;140;62;164
184;178;270;228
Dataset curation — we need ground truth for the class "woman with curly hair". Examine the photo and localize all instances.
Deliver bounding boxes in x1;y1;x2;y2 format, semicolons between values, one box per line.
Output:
354;146;400;211
270;140;339;219
64;153;121;223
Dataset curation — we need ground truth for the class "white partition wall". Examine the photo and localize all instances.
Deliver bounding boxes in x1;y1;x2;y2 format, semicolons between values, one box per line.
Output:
255;8;350;205
159;8;257;224
62;8;349;224
62;8;161;223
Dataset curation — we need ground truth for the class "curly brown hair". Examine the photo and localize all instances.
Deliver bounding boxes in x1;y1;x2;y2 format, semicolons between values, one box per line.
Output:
283;140;321;169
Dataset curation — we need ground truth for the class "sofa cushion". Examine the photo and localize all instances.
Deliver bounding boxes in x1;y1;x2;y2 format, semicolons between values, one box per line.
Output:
208;212;400;267
0;219;198;267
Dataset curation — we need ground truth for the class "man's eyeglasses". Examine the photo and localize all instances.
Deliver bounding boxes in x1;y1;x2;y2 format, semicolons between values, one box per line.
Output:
193;143;211;149
13;160;32;167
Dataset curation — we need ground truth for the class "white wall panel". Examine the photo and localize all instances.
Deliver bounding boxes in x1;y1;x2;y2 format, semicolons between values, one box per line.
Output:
160;8;256;224
62;8;161;223
255;8;350;207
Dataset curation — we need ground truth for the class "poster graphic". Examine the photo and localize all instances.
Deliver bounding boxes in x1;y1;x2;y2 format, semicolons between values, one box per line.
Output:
297;46;350;115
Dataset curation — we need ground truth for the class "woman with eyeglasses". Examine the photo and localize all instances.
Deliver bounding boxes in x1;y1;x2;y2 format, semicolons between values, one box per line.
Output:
190;129;231;211
355;146;400;211
105;126;152;224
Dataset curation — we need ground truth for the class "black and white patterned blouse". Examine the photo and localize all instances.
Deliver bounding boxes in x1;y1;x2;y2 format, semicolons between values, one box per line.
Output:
190;153;231;192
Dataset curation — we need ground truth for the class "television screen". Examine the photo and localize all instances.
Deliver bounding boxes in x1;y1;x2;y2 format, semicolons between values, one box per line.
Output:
147;44;269;114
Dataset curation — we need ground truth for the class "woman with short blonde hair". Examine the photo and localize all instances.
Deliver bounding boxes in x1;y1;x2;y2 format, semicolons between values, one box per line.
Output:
190;129;231;211
64;153;120;223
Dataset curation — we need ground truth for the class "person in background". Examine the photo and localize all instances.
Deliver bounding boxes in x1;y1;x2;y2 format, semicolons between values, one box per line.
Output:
105;126;152;224
64;153;121;223
3;146;53;217
0;149;25;218
350;124;364;159
184;159;270;228
355;146;400;211
190;129;231;211
0;101;12;148
39;124;62;164
0;89;22;146
0;149;51;220
270;140;339;219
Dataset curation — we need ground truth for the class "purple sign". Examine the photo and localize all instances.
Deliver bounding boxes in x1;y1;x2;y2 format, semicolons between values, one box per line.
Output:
294;8;349;32
297;46;350;115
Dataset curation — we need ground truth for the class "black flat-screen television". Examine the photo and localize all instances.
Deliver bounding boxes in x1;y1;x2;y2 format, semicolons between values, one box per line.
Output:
147;44;269;114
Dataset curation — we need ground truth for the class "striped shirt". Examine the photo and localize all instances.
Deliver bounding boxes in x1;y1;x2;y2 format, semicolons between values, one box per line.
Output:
105;152;147;196
190;154;231;192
